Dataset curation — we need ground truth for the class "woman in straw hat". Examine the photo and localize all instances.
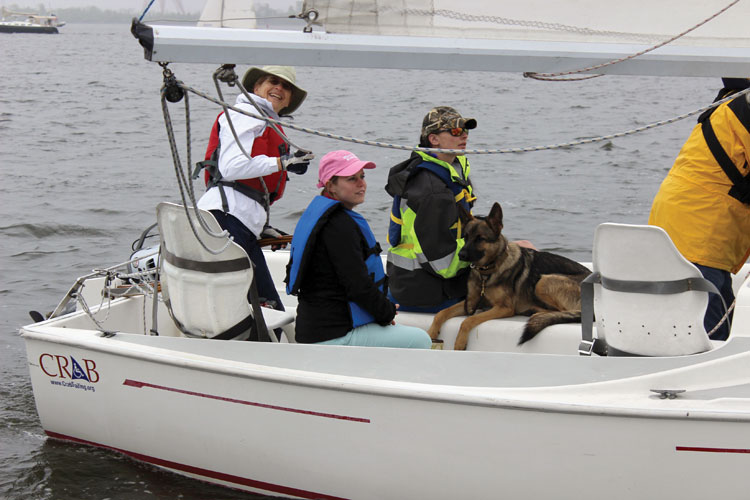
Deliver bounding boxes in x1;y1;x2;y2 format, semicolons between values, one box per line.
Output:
285;150;432;348
197;65;313;311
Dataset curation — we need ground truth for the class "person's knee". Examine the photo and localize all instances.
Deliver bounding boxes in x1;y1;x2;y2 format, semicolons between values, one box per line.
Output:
402;326;432;349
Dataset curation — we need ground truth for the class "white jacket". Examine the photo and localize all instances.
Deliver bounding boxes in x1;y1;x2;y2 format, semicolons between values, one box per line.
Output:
197;93;281;238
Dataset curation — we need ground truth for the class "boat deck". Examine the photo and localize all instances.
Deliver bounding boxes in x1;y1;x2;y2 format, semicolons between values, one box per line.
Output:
25;319;750;391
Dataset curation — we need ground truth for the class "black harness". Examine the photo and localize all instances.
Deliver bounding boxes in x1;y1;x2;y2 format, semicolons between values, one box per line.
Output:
193;123;289;213
697;91;750;205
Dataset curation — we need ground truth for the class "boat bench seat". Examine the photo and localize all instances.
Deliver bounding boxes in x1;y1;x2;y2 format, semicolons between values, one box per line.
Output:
395;312;590;354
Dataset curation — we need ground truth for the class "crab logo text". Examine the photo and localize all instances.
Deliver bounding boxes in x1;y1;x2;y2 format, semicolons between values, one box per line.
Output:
39;354;100;383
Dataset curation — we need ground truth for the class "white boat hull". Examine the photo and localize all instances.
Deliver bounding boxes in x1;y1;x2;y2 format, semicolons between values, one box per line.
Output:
21;251;750;498
23;314;750;499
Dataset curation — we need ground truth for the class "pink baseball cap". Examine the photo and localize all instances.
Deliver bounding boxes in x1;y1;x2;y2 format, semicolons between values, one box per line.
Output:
317;150;376;188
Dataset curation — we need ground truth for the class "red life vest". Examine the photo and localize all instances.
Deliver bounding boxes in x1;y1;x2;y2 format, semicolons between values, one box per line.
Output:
203;113;289;205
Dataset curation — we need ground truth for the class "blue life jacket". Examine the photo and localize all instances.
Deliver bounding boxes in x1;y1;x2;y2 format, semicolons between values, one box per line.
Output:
286;196;386;328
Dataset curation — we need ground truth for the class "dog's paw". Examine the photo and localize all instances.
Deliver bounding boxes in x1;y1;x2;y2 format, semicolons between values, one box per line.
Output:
454;334;469;351
426;325;440;340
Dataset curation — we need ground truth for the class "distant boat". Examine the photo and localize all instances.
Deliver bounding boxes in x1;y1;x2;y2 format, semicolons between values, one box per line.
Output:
0;7;65;34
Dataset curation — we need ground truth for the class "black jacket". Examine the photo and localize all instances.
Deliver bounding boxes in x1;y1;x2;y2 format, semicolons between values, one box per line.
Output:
385;154;471;307
294;208;396;343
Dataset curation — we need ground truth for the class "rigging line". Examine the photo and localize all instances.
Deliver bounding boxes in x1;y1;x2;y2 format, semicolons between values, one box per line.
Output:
75;274;115;332
138;0;157;22
524;0;741;80
157;65;219;240
707;299;736;337
160;86;232;254
394;7;662;43
177;90;216;238
180;82;750;155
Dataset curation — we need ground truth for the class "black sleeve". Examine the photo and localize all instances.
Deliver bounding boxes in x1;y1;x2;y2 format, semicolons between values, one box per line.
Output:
406;170;461;263
320;211;396;325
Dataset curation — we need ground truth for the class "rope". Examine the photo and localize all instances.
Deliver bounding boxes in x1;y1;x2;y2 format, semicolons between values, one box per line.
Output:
179;81;750;155
73;265;164;333
706;300;736;337
523;0;741;81
159;69;233;255
705;270;750;337
75;276;113;332
138;0;157;22
391;7;663;44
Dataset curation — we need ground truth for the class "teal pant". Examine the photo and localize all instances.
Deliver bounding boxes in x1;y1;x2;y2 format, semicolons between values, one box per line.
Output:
318;322;432;349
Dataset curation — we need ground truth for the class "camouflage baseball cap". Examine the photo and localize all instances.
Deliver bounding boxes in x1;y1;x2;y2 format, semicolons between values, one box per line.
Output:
421;106;477;137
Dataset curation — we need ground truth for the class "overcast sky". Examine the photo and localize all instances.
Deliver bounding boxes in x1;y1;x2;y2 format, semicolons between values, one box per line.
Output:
22;0;300;12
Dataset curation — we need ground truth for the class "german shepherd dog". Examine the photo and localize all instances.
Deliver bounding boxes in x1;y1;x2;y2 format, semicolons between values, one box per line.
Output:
427;202;591;350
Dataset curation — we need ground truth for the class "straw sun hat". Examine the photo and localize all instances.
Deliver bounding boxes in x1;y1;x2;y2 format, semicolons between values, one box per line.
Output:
242;65;307;116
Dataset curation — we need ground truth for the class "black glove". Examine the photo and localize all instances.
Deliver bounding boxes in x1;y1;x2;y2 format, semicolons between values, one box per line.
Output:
281;150;314;175
261;225;290;251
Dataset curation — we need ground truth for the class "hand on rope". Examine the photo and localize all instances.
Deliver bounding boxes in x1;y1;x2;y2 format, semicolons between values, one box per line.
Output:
280;149;314;175
259;225;292;251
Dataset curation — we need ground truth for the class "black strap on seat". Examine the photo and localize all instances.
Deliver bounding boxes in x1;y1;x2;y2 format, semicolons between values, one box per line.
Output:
162;246;250;273
167;302;253;341
579;272;726;356
246;271;271;342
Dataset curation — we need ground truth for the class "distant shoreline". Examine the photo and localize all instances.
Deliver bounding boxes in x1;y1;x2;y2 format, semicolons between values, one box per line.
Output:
4;4;303;24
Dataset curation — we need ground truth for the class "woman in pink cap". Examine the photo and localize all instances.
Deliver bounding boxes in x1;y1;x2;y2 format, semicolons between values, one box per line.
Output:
285;150;432;347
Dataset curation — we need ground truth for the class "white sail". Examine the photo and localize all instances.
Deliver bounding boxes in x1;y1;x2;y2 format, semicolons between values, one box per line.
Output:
305;0;750;48
197;0;256;28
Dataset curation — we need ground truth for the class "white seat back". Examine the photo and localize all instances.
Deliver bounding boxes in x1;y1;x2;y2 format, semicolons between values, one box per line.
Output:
593;223;714;356
156;202;255;340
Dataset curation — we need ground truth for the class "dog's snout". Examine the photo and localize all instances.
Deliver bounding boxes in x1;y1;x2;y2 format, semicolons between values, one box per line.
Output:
458;246;470;261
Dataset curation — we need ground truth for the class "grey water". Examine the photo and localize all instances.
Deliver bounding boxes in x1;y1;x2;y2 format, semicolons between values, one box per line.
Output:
0;22;720;499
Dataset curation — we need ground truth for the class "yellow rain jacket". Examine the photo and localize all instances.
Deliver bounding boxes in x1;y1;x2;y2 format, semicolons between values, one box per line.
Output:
649;93;750;273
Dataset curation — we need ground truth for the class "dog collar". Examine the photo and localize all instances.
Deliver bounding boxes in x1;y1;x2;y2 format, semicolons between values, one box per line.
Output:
470;263;495;274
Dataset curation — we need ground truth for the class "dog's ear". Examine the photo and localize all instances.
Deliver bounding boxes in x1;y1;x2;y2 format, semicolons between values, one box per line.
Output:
457;203;474;227
487;202;504;235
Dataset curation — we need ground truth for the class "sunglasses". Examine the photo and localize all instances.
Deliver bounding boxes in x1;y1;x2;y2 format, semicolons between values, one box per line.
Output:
266;76;293;91
438;127;469;137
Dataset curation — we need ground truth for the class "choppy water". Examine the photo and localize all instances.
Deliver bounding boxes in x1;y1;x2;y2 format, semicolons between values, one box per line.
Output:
1;21;720;499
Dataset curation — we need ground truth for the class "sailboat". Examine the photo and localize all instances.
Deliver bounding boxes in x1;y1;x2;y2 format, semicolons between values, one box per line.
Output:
0;7;65;34
22;1;750;498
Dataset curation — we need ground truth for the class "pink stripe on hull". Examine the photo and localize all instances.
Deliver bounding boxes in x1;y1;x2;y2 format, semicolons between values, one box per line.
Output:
45;430;349;500
677;446;750;454
123;378;370;422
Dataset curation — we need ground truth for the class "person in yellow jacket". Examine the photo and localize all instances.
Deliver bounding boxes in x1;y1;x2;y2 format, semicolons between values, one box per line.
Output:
649;78;750;340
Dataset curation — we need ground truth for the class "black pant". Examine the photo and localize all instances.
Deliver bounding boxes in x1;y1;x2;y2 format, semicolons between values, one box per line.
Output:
209;210;284;312
695;263;734;341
